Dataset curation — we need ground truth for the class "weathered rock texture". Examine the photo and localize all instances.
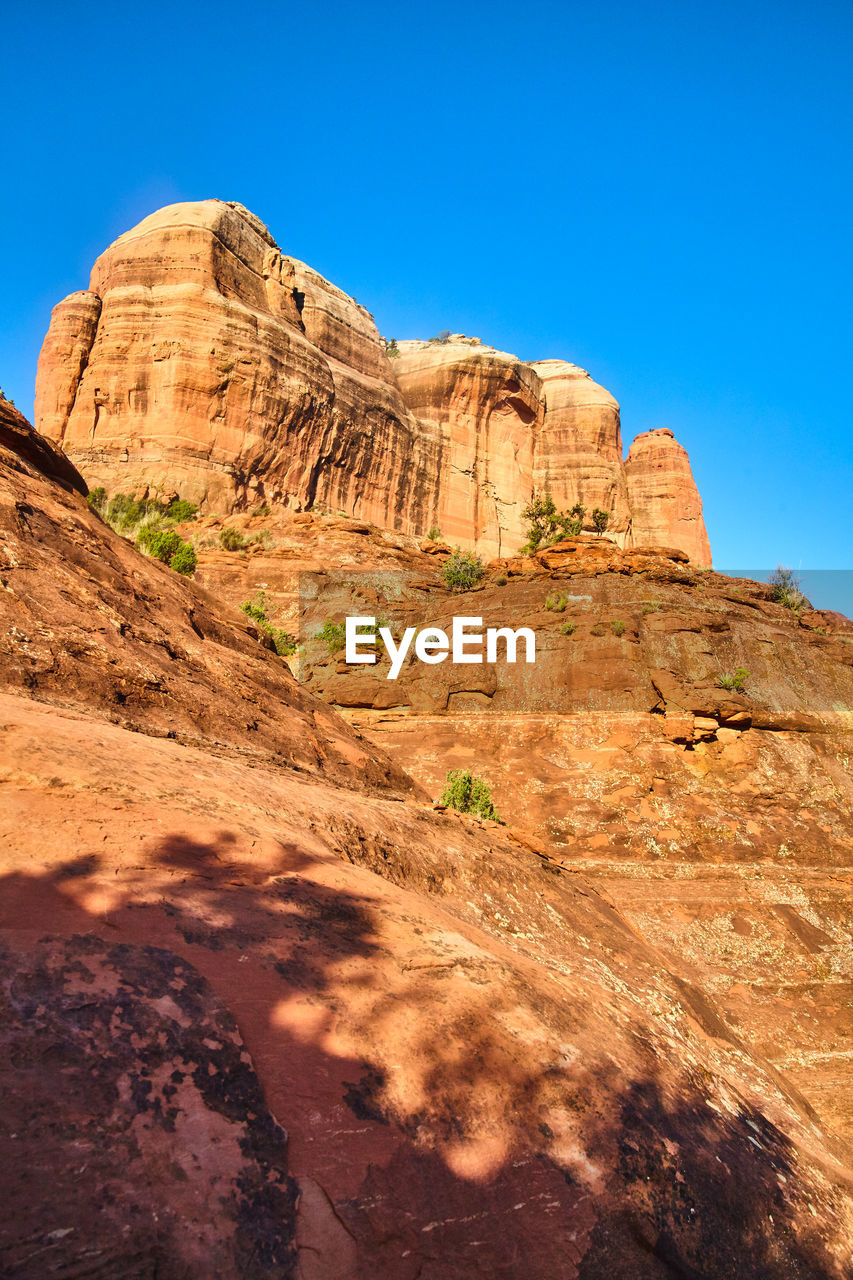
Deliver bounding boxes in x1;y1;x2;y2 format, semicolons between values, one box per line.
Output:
0;397;416;796
626;427;712;565
2;412;851;1275
0;935;297;1279
185;511;853;1152
35;200;712;563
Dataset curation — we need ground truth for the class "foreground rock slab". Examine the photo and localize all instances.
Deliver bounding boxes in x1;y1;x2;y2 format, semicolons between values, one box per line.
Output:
1;693;852;1278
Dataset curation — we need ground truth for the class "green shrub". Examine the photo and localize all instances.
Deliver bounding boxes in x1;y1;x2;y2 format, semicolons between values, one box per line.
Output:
219;527;247;551
241;592;297;656
386;339;400;358
496;575;508;586
521;491;558;553
560;620;576;636
521;492;586;553
170;543;197;576
91;488;197;537
165;497;198;522
611;619;625;636
317;620;347;653
590;623;606;637
252;502;271;517
768;566;807;613
719;668;749;692
106;493;163;531
241;591;271;626
145;529;183;564
592;508;610;535
427;525;443;541
271;630;298;657
441;549;485;592
135;523;159;553
545;592;568;613
642;601;661;615
439;769;501;822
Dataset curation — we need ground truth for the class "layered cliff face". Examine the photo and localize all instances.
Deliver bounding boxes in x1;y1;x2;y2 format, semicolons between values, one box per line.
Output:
36;199;712;563
626;427;713;565
1;409;852;1277
531;359;632;538
35;200;440;529
392;339;540;556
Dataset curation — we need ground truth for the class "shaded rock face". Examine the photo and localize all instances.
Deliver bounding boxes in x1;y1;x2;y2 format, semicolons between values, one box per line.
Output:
35;199;712;563
0;395;417;796
0;394;87;496
3;693;852;1280
0;935;296;1279
1;415;851;1274
626;427;712;566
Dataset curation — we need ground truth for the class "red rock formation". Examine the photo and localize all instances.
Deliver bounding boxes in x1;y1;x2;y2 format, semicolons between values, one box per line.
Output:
187;516;853;1146
2;411;852;1275
392;339;540;556
0;394;86;495
626;427;712;566
531;359;632;538
35;201;713;562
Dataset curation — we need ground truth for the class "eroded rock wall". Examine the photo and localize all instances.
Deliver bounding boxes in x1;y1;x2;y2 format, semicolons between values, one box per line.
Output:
36;199;712;562
626;427;712;566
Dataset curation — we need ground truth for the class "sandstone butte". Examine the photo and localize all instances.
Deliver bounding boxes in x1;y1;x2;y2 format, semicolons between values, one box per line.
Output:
35;198;712;565
1;378;853;1279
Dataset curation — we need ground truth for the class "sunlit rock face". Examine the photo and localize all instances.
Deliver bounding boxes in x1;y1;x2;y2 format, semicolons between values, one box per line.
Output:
530;359;632;541
35;199;711;563
1;406;851;1275
625;427;712;566
392;339;541;556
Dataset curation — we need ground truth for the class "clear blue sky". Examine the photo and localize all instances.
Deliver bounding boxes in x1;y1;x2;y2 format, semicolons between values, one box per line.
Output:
2;0;851;572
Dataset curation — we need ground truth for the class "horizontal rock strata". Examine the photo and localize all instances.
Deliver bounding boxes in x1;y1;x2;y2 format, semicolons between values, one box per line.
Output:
36;200;712;563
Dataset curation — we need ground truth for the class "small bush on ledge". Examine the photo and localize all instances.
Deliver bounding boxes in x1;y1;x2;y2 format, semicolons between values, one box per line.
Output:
219;527;247;551
560;620;576;636
719;668;749;692
439;769;501;822
768;566;807;613
140;528;183;563
441;549;485;592
427;525;443;541
545;593;569;613
241;591;298;656
611;619;626;637
317;620;347;653
169;543;198;576
520;492;586;554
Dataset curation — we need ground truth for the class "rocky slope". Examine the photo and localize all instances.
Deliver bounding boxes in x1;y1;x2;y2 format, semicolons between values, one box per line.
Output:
179;508;853;1153
35;199;711;563
1;410;852;1274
